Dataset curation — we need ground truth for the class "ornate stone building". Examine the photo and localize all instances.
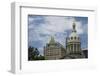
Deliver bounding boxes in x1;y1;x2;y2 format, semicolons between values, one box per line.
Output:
65;21;85;59
44;20;85;60
44;36;66;60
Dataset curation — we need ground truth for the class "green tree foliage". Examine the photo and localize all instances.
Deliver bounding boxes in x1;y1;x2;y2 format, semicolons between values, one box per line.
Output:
28;46;45;60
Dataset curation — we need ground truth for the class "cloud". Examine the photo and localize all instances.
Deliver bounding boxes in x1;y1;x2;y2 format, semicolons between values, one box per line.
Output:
42;16;84;34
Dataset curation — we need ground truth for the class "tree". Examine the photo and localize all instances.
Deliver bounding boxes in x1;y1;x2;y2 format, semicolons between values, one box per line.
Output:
28;46;34;60
28;46;45;60
28;46;40;60
33;48;39;57
38;55;45;60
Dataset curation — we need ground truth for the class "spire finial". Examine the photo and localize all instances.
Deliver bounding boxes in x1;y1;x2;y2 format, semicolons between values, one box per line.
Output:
72;17;76;32
49;35;55;44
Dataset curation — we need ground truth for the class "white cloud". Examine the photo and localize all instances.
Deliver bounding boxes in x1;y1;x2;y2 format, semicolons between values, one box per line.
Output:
43;16;71;33
40;16;84;35
75;21;84;34
28;16;85;43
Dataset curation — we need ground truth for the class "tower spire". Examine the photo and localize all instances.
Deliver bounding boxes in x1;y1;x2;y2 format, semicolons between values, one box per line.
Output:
72;18;76;32
49;35;55;44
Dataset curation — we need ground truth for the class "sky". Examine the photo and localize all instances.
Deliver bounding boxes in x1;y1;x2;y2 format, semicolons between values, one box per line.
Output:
28;15;88;55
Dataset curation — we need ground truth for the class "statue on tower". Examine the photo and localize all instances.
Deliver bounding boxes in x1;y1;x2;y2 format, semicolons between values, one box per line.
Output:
72;17;76;32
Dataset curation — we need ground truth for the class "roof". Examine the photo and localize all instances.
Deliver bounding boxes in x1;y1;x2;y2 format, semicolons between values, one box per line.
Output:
69;32;79;38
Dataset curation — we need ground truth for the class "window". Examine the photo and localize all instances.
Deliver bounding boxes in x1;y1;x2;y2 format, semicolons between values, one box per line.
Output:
71;37;73;40
74;37;76;39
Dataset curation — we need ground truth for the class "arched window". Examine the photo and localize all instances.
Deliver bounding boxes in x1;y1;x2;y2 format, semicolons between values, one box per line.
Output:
71;37;73;40
74;37;76;39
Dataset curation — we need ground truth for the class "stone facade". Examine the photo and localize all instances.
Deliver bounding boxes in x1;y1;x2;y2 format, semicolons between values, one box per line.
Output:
44;36;66;60
44;20;85;60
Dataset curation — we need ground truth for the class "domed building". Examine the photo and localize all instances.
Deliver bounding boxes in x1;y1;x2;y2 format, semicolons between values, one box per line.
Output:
44;19;85;60
65;21;85;58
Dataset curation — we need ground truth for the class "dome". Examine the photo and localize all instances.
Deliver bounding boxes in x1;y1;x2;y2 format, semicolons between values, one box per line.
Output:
68;32;79;41
69;32;79;38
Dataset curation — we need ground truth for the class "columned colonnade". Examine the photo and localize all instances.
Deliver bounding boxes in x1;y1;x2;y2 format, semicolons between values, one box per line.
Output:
67;42;81;54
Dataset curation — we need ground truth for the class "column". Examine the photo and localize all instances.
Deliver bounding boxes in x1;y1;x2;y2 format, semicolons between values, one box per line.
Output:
75;43;77;53
76;43;78;53
78;44;80;52
73;43;74;53
69;44;70;53
77;43;79;53
74;44;76;53
70;44;71;52
71;44;73;53
72;44;73;53
71;44;72;53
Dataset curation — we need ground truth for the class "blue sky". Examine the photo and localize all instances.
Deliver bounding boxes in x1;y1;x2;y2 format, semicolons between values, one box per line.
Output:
28;15;88;55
